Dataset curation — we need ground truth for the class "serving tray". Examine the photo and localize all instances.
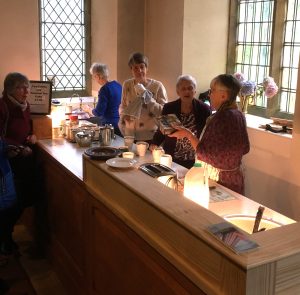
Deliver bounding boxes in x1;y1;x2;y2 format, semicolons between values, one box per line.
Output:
139;163;176;178
84;146;120;160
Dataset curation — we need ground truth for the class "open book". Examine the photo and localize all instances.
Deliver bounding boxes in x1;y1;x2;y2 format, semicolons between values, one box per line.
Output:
207;222;259;254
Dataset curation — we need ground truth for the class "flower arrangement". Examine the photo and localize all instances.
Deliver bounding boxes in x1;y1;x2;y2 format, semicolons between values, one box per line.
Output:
233;72;278;113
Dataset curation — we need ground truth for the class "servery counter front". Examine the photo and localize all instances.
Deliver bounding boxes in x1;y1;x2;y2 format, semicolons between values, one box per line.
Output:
35;137;299;295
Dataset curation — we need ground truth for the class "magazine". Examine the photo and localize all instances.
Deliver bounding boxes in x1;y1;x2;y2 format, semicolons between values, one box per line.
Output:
156;114;182;135
207;222;259;254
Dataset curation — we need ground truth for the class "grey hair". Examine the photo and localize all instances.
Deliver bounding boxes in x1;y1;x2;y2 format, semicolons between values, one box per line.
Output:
128;52;149;68
89;63;109;79
3;72;29;95
176;75;197;89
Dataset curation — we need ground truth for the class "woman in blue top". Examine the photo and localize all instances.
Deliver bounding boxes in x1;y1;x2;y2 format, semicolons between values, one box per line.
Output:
84;63;122;135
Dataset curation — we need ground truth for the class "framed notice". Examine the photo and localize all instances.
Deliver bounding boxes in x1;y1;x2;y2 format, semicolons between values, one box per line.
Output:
28;80;52;115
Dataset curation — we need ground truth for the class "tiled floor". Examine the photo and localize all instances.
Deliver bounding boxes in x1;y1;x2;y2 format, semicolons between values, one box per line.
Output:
0;225;66;295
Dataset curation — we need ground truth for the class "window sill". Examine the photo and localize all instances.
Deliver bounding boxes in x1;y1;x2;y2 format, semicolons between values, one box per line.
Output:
245;114;292;140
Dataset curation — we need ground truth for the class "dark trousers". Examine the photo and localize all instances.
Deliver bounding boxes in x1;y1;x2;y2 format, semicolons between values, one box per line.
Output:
0;203;22;245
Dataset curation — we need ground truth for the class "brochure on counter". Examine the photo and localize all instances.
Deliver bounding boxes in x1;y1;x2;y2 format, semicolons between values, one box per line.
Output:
207;222;259;254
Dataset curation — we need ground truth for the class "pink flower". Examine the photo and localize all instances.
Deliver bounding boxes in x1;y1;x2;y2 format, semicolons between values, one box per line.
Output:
264;83;278;98
262;77;275;88
262;76;278;98
233;72;246;83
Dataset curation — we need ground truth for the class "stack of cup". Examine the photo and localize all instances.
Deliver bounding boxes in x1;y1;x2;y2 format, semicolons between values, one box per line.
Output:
136;141;149;157
152;147;165;163
124;135;134;151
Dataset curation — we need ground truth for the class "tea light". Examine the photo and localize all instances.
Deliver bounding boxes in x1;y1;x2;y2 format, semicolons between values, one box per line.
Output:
122;152;135;159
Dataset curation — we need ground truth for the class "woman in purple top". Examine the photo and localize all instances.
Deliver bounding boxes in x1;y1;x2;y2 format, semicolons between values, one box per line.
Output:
170;74;250;194
84;63;122;135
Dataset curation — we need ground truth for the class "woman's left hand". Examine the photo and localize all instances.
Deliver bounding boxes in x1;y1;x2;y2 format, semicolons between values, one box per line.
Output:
26;134;37;145
20;146;33;157
168;126;192;140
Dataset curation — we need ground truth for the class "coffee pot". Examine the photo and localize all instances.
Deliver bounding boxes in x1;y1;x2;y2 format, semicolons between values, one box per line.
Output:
99;124;115;146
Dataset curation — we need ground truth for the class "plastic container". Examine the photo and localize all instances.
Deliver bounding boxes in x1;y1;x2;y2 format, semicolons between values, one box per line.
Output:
183;162;209;208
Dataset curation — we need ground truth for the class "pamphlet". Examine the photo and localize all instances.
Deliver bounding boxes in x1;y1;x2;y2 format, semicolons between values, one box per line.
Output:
207;222;259;254
156;114;182;135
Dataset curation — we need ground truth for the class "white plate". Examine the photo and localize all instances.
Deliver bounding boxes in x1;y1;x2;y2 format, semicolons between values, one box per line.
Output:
106;157;137;169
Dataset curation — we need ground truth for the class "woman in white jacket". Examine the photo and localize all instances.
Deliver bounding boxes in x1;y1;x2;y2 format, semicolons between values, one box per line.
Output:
118;52;168;142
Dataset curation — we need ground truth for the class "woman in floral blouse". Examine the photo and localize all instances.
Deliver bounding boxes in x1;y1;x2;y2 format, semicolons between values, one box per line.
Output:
150;75;211;169
170;74;250;194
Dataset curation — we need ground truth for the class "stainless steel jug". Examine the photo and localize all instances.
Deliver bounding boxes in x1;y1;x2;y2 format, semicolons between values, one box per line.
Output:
99;124;114;146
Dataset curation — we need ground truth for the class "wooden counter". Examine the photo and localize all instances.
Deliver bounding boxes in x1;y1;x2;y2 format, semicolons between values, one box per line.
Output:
37;138;300;295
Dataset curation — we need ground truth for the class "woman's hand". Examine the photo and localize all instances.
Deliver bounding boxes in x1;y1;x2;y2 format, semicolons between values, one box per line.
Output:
149;144;158;152
6;145;32;158
134;83;146;96
82;104;93;115
20;146;32;157
26;134;37;145
6;145;21;158
168;126;192;140
168;126;199;150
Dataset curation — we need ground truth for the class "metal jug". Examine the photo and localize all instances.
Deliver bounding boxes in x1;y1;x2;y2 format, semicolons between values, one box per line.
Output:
99;124;114;146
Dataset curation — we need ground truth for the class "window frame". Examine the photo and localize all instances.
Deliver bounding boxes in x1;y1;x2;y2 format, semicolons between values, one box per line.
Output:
227;0;294;120
39;0;91;99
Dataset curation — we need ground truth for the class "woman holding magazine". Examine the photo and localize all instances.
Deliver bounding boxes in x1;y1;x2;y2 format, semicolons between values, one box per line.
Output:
150;75;211;169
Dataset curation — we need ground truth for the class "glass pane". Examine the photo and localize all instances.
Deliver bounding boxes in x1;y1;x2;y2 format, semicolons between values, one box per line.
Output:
280;0;300;113
40;0;86;92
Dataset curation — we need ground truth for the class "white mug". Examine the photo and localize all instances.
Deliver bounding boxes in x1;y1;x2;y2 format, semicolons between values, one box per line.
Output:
160;154;172;168
136;141;149;157
152;147;165;163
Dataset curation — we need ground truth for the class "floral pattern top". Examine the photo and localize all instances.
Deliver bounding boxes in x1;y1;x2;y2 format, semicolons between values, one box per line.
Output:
173;113;197;161
196;108;250;194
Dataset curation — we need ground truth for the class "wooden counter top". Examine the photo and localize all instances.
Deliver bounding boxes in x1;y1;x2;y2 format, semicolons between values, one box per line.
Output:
38;137;300;294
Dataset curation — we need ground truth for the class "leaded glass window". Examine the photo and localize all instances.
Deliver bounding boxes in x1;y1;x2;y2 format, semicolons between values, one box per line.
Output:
40;0;88;96
281;0;300;113
228;0;300;118
235;0;274;108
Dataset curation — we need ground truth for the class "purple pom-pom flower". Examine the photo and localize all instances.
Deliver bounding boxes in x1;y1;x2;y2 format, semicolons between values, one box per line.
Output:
240;80;256;96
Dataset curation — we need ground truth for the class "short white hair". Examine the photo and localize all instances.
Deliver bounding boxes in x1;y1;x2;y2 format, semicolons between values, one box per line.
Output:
176;75;197;89
89;63;109;79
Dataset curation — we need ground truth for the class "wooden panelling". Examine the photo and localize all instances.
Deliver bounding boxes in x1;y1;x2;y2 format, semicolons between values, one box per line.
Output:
40;150;88;294
88;197;205;295
84;159;249;295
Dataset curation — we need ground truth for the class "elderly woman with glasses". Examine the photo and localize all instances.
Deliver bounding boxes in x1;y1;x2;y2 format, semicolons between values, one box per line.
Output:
150;75;211;169
118;52;168;142
170;74;250;194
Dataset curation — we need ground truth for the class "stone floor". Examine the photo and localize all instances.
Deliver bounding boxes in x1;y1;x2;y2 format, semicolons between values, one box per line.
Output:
0;225;66;295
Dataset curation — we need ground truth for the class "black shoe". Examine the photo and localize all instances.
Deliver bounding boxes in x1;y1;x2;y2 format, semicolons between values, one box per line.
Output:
0;278;10;294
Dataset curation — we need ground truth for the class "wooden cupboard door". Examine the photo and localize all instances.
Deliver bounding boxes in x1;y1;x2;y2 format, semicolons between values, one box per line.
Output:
43;156;88;294
88;199;205;295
